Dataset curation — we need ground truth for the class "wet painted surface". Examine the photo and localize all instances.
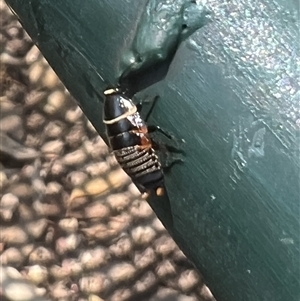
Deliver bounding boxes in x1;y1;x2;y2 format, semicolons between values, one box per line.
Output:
5;0;300;300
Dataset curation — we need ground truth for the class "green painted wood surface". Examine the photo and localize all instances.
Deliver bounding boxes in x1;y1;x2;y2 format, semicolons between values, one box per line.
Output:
5;0;300;300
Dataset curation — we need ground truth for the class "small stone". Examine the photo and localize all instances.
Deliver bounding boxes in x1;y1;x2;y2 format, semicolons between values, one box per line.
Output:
33;199;61;217
62;149;87;166
26;111;46;130
131;226;156;246
155;260;176;279
133;248;156;270
47;90;66;111
28;246;56;265
46;181;63;195
0;114;22;135
82;138;109;159
6;26;23;39
58;218;79;233
18;203;34;220
133;271;157;294
50;281;72;300
129;199;153;220
61;258;82;277
79;273;109;294
66;171;88;187
41;140;64;156
0;52;24;65
65;106;83;123
26;218;48;239
81;224;115;241
109;236;132;258
84;162;109;177
65;123;85;148
82;201;110;219
50;159;66;176
106;168;131;191
79;247;110;270
109;288;132;301
88;295;104;301
25;45;41;65
42;66;60;88
28;61;45;84
108;263;136;283
49;265;69;279
178;270;201;292
25;90;47;107
0;247;25;267
106;193;131;212
56;234;82;255
26;265;48;285
0;193;19;221
6;38;32;56
154;235;177;256
44;120;66;138
0;225;28;244
0;171;8;189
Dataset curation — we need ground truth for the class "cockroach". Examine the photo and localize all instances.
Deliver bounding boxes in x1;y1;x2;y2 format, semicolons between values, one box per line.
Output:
103;88;164;198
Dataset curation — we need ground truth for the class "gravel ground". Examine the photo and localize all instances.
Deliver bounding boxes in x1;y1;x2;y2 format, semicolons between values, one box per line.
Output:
0;2;216;301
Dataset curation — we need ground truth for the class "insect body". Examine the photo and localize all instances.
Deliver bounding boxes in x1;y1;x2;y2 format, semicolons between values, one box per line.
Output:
103;88;164;198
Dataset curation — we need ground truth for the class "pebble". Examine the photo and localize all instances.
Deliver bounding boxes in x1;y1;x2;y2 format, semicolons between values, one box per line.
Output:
155;260;177;280
106;193;131;212
0;114;22;135
109;288;132;301
129;199;153;220
33;199;61;217
26;111;46;130
26;218;48;239
66;171;88;187
79;247;110;270
178;270;200;292
49;159;66;176
0;52;24;65
133;247;156;270
41;139;64;156
131;225;156;246
42;66;60;88
0;266;48;301
26;264;48;285
62;148;87;166
0;225;28;244
25;45;41;64
65;106;83;123
81;201;110;219
108;263;136;283
56;234;82;255
154;235;177;256
45;181;63;195
85;161;109;177
28;246;56;265
109;236;133;258
81;224;116;241
0;247;25;267
58;217;79;233
65;123;85;148
79;273;109;294
0;170;8;189
0;193;19;221
50;281;72;300
44;120;65;138
25;90;47;107
28;61;45;84
61;258;82;277
133;271;157;294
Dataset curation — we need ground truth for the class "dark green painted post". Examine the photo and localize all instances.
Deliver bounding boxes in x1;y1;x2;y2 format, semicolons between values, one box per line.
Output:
5;1;299;300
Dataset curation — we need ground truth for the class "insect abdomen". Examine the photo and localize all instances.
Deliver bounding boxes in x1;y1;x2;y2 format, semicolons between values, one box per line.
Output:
113;146;164;193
